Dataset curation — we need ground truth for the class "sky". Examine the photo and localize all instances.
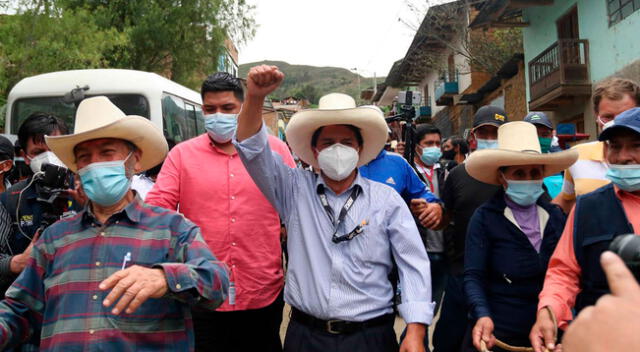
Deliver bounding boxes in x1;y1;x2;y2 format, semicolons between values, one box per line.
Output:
238;0;439;78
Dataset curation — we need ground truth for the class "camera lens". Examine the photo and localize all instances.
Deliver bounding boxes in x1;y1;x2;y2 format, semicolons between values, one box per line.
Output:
609;234;640;281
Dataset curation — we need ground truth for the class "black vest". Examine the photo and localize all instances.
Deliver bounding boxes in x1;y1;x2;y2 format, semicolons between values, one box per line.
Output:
573;184;634;312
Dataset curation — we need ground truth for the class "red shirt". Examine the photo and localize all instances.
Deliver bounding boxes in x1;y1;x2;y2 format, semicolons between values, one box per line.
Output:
146;134;295;311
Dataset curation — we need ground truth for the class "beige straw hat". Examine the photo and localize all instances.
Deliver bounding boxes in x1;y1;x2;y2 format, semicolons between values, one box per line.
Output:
45;96;168;172
285;93;387;169
465;121;578;185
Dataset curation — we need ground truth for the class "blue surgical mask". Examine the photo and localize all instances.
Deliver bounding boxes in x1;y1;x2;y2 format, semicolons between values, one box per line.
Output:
476;138;499;150
420;147;442;166
505;179;544;206
205;113;238;143
78;154;132;206
606;164;640;192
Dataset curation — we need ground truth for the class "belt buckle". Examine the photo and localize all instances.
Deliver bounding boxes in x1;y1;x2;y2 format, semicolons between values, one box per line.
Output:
326;319;342;334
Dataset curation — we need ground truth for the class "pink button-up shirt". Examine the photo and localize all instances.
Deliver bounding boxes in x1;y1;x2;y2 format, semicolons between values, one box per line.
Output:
146;133;295;311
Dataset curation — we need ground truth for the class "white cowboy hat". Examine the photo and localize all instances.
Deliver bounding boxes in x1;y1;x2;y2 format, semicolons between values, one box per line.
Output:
45;96;168;172
285;93;387;169
465;121;578;185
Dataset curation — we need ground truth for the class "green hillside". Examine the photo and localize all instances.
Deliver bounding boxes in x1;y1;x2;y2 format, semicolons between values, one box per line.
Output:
239;60;383;105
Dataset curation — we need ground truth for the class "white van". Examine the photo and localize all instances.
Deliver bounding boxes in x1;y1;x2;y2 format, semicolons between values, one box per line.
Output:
6;69;205;147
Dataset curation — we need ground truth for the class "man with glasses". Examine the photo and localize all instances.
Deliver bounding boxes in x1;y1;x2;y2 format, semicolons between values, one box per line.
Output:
553;78;640;213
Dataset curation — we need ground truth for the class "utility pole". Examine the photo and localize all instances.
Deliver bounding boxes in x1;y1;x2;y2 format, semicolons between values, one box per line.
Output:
351;67;361;104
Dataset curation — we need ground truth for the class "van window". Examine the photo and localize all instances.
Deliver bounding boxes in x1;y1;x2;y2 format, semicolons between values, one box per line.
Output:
161;93;200;144
11;94;149;134
195;105;205;134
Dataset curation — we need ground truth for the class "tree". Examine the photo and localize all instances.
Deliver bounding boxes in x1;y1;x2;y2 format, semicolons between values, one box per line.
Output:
294;84;319;104
0;3;125;103
399;0;523;81
57;0;256;88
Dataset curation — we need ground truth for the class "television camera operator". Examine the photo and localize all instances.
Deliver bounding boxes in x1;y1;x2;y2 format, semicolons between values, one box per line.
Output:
0;113;81;298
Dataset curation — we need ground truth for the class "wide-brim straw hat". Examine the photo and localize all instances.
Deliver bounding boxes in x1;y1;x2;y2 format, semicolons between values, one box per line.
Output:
46;96;168;172
285;93;387;169
465;121;578;185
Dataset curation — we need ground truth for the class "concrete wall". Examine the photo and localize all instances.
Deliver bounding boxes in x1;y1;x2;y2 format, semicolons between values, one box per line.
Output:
522;0;640;140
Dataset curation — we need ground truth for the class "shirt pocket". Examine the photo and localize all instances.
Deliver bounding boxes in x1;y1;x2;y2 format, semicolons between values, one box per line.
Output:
345;221;389;270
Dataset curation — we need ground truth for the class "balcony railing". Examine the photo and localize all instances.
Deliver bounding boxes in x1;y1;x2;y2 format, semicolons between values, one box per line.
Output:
435;75;459;105
528;39;590;102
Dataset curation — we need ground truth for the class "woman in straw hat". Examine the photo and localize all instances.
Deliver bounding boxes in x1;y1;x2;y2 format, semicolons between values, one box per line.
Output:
462;121;578;351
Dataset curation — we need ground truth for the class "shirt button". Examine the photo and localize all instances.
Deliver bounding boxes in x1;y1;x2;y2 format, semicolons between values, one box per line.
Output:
231;242;236;246
92;294;98;300
232;265;236;268
176;284;182;289
89;329;95;335
95;261;101;267
100;232;105;237
231;196;236;200
230;173;235;178
231;218;236;223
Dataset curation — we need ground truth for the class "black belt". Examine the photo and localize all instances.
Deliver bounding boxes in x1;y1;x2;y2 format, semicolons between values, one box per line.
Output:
290;307;395;335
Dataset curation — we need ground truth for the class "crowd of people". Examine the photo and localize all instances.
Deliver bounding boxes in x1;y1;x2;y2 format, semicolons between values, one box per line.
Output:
0;64;636;352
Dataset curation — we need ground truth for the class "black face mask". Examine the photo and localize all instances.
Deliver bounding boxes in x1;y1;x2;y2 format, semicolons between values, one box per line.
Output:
442;149;456;160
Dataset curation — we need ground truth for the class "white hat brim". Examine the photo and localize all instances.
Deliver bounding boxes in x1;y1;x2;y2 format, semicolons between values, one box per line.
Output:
465;148;579;185
285;106;387;168
45;116;168;173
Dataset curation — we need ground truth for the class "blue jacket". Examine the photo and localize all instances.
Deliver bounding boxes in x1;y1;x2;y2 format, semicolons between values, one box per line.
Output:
359;150;439;204
464;190;566;337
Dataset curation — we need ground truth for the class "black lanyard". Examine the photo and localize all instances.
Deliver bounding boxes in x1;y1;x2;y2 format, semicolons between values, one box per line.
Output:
317;185;365;243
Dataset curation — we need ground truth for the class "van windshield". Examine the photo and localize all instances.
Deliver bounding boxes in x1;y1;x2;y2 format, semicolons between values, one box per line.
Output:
11;94;149;134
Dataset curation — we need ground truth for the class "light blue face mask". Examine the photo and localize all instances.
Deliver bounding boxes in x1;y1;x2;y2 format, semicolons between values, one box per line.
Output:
420;147;442;166
78;154;132;206
476;138;499;150
606;164;640;192
204;113;238;143
505;179;544;206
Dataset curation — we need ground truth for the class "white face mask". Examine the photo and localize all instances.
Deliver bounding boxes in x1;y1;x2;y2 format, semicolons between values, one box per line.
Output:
28;151;66;174
317;143;359;181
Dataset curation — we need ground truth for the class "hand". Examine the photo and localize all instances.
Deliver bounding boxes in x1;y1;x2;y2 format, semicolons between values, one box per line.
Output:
100;265;168;315
411;200;442;229
246;65;284;98
400;323;426;352
562;251;640;352
529;306;557;352
9;231;40;274
472;317;495;351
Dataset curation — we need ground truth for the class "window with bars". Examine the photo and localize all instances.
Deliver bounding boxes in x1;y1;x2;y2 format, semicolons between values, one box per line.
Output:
608;0;640;26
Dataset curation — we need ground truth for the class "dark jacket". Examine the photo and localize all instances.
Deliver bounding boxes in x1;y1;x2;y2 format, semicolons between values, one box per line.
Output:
464;190;566;338
573;183;634;311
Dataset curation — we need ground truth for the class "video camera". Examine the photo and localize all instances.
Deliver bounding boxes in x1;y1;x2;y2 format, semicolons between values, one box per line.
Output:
609;234;640;282
33;163;72;204
386;91;422;166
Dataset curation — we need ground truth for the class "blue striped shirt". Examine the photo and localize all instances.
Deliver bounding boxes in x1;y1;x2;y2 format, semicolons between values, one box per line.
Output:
234;125;434;324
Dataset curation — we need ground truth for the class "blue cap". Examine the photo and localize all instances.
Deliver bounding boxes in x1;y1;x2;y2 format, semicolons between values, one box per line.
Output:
524;112;553;129
599;107;640;141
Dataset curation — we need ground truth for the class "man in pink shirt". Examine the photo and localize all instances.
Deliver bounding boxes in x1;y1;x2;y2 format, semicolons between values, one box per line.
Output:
146;72;295;352
529;107;640;352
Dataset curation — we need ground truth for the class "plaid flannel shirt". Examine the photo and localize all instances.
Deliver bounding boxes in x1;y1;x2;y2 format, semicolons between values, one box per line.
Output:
0;196;229;351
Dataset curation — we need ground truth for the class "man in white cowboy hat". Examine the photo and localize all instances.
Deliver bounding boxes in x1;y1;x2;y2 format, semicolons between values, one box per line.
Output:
0;96;229;351
234;65;433;352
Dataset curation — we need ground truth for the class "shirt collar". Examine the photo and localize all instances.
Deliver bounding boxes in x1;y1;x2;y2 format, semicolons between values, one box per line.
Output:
83;193;143;225
315;170;365;195
373;149;386;161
